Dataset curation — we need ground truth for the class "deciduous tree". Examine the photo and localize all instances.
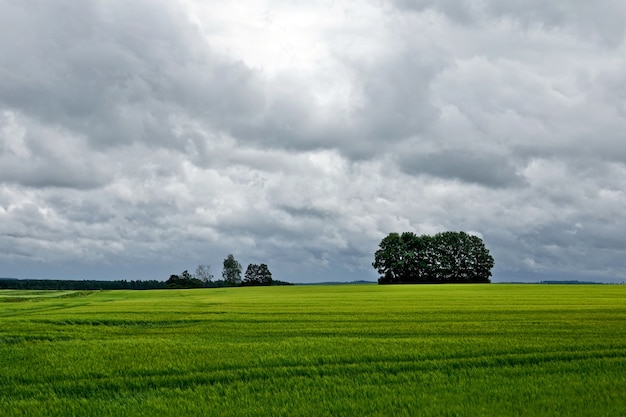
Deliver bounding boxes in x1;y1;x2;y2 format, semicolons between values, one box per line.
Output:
373;231;494;284
222;254;242;286
195;264;214;284
242;263;273;286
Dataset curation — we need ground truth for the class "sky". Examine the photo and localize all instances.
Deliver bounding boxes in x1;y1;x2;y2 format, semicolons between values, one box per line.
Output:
1;0;625;283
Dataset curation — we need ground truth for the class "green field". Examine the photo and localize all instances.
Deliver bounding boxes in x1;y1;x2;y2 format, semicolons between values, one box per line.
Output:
1;284;625;416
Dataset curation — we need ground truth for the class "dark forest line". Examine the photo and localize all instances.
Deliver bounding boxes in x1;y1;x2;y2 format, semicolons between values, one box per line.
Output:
0;277;294;290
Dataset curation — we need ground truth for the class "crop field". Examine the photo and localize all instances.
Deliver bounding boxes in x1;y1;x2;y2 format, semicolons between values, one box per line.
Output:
1;284;626;416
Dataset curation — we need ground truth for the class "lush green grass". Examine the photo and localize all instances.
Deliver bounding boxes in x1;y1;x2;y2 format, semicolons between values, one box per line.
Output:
1;284;625;416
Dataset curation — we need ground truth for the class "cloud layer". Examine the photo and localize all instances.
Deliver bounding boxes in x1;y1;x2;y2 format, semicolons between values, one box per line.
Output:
1;0;625;282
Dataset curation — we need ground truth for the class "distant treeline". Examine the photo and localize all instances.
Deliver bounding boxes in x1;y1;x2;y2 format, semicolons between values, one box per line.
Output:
0;278;168;290
0;278;294;290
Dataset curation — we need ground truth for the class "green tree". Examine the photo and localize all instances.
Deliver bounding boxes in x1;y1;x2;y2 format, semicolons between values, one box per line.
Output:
195;264;214;285
373;231;494;284
242;263;273;286
166;270;204;288
165;274;181;288
222;254;242;286
372;232;403;284
372;232;435;284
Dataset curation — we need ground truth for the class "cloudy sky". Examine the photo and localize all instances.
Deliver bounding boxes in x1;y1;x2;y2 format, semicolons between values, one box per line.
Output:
1;0;625;283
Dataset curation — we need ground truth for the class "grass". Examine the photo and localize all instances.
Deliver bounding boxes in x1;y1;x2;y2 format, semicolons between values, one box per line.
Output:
1;284;625;416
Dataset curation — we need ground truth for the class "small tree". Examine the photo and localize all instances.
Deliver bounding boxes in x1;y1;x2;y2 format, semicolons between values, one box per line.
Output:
222;254;242;286
181;270;193;281
195;264;214;285
242;263;273;286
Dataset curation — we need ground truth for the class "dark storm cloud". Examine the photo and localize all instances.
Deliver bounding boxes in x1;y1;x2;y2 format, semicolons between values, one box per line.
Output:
0;112;112;189
0;0;264;152
224;49;440;159
278;205;333;221
399;149;524;187
343;52;443;158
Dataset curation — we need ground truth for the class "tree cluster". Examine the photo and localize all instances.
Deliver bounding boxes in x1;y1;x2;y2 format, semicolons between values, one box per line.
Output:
166;270;205;289
373;231;494;284
242;263;273;286
166;255;290;289
165;264;216;289
1;256;291;291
